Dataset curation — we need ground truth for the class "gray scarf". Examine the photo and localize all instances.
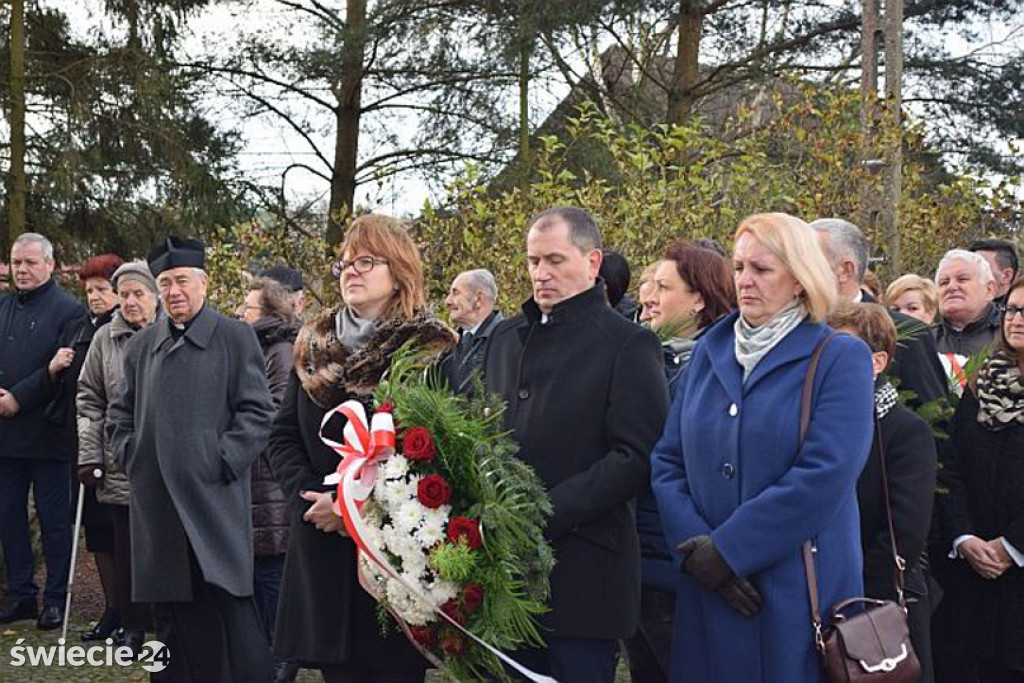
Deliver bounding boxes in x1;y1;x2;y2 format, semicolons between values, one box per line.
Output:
734;301;806;381
336;307;377;352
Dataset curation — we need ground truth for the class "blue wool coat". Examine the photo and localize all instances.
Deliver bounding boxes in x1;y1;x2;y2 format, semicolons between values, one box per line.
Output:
651;314;874;683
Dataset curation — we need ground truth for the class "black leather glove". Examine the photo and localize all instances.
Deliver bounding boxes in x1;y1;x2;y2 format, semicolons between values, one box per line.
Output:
678;535;763;617
77;465;104;487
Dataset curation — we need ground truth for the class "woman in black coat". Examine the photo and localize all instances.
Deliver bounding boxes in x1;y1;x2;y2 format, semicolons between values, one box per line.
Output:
267;215;455;683
46;253;123;641
944;278;1024;683
624;240;735;683
829;302;938;683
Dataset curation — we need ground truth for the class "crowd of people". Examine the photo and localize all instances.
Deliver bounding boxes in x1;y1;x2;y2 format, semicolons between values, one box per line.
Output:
0;211;1021;683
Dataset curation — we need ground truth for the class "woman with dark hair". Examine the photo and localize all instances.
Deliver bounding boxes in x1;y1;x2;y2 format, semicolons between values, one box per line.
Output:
944;277;1024;682
45;252;123;640
268;215;456;683
625;240;736;682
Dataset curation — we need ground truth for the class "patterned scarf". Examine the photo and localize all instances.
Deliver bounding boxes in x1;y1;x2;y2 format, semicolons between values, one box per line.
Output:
875;381;899;419
976;351;1024;430
734;300;807;381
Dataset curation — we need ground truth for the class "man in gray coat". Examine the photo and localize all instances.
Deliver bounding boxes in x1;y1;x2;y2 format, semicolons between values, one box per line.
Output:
109;236;276;682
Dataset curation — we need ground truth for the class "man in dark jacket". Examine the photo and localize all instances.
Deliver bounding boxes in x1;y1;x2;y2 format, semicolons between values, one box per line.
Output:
440;269;503;395
812;218;948;408
0;233;87;629
109;236;276;682
934;248;1001;356
484;207;669;682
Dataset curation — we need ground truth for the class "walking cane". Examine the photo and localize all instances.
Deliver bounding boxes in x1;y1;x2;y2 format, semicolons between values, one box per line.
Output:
62;469;102;641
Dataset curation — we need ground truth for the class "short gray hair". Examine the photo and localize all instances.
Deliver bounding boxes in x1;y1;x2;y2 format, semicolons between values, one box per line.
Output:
936;249;994;284
458;269;497;304
810;218;870;283
12;233;54;262
529;207;603;253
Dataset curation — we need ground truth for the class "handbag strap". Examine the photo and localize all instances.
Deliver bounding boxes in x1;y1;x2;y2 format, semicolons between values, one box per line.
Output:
800;331;839;650
875;415;908;606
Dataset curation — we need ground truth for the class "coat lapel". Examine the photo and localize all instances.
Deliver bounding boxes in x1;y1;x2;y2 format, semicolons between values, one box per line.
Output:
703;312;743;406
742;319;828;394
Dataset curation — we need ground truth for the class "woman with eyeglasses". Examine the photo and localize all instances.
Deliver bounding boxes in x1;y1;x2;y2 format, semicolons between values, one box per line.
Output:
267;215;455;683
943;277;1024;683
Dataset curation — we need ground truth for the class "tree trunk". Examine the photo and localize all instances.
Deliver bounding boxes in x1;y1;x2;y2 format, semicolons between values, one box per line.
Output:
859;0;880;127
880;0;904;279
327;0;367;248
124;0;142;51
5;0;27;254
857;0;881;240
517;7;532;186
666;0;703;125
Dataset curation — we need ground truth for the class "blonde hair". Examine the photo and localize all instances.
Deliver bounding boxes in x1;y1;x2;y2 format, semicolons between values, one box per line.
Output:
340;214;425;320
885;274;939;317
733;213;837;322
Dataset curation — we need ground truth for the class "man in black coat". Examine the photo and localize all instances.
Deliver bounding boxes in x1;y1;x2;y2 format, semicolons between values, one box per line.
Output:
110;236;276;682
484;207;669;683
812;218;948;408
0;233;87;629
440;268;503;395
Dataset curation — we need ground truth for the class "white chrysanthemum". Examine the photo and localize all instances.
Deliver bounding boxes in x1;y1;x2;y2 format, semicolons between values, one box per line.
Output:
421;505;450;528
386;579;434;625
383;476;416;504
381;454;410;481
425;578;459;607
393;500;424;534
415;515;445;548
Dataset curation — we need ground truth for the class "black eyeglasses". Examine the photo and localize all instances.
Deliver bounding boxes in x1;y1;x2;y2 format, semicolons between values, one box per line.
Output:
331;256;388;278
1005;305;1024;319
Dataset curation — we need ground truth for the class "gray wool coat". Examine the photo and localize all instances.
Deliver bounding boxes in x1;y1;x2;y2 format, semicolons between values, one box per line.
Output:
109;304;275;602
77;311;152;506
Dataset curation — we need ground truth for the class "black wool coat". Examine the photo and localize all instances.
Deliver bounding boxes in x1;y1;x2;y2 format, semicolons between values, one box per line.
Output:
47;308;115;499
484;283;670;640
0;279;87;461
267;309;455;667
943;391;1024;672
857;402;937;600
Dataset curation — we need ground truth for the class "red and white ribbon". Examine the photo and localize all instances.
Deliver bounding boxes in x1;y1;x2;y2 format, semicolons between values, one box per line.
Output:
319;400;556;683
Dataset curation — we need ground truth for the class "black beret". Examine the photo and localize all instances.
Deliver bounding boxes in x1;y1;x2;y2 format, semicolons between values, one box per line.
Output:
260;265;303;292
147;236;205;277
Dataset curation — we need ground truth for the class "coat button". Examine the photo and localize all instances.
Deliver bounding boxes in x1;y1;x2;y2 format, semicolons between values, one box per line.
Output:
721;463;735;479
729;403;738;417
518;388;530;400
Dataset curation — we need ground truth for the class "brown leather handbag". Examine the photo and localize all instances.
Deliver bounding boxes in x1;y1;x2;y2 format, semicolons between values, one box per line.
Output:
799;332;921;683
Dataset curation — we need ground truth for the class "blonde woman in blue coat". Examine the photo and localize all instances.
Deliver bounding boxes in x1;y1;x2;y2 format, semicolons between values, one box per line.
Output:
651;213;875;683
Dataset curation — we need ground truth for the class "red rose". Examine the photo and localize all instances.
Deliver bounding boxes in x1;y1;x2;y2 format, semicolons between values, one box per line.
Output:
462;583;485;612
403;427;436;461
377;402;395;414
447;516;482;550
441;630;469;657
440;599;466;626
417;474;452;509
409;625;435;649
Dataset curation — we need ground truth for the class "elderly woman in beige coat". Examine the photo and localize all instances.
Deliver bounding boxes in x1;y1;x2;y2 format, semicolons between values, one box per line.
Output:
76;261;160;653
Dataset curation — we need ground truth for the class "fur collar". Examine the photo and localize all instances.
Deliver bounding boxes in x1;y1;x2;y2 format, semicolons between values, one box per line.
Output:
294;307;457;408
